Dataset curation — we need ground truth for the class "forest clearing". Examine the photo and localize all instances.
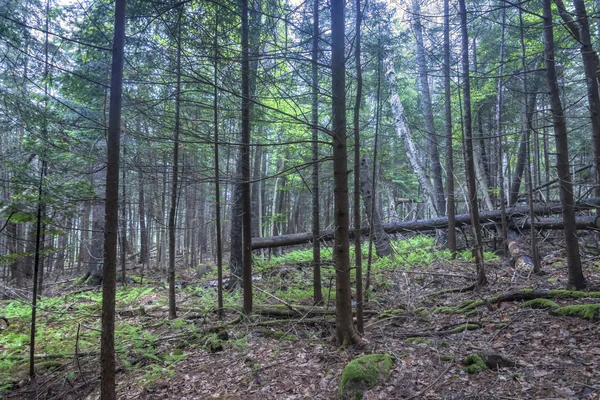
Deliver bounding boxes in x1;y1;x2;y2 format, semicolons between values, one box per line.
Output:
2;0;600;397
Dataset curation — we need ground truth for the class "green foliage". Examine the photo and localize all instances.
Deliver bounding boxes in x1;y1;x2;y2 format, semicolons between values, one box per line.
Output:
552;304;600;321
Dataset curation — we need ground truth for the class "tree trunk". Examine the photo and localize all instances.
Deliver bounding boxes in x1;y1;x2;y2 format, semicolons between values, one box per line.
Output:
542;0;586;289
360;157;391;257
168;10;182;320
101;0;125;396
311;0;323;305
572;0;600;206
332;0;361;345
444;0;456;257
459;0;487;287
138;176;149;266
412;0;445;216
384;56;438;213
241;0;253;314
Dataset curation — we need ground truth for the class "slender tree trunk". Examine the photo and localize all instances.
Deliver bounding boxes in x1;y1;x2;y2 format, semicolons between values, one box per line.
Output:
214;12;224;316
360;157;390;257
495;3;508;255
311;0;323;305
120;147;127;284
138;176;148;266
459;0;487;287
241;0;253;314
543;0;586;289
444;0;456;257
332;0;361;346
168;10;182;320
353;0;364;334
572;0;600;208
101;0;125;396
412;0;445;216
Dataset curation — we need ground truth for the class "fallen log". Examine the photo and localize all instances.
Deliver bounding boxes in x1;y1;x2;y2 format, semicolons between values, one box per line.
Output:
513;215;600;230
252;197;600;249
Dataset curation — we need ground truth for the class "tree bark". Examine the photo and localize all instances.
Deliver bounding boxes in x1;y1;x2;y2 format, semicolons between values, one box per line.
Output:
311;0;323;305
411;0;445;216
459;0;487;286
101;0;125;396
542;0;586;289
360;157;391;257
444;0;456;257
331;0;361;345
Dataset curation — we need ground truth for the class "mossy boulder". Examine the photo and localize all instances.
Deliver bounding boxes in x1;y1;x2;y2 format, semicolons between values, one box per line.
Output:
339;354;394;399
552;304;600;321
378;308;405;319
522;299;558;309
463;354;488;374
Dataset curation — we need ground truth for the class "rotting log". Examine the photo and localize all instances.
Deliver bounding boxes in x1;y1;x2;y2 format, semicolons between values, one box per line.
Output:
252;197;600;249
513;215;600;230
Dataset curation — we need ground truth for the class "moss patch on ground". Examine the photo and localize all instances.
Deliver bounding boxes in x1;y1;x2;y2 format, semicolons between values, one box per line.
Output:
339;354;394;399
463;354;488;374
552;304;600;321
522;299;558;309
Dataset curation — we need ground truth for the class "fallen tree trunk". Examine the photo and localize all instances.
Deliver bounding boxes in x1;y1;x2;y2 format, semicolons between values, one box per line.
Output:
252;198;600;249
513;215;600;230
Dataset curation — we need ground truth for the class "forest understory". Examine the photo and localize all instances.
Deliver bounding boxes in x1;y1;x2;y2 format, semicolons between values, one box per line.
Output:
1;233;600;400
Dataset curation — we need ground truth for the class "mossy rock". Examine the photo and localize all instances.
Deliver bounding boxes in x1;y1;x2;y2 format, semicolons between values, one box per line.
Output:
552;304;600;321
463;354;488;374
439;355;453;361
378;308;405;319
339;354;394;399
405;337;430;345
522;299;558;309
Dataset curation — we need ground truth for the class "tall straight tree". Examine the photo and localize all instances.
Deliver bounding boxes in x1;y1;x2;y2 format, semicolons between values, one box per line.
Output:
241;0;253;314
331;0;361;345
542;0;586;289
101;0;126;397
443;0;456;256
168;8;183;320
411;0;445;216
353;0;364;334
495;3;508;255
311;0;323;305
572;0;600;205
459;0;487;287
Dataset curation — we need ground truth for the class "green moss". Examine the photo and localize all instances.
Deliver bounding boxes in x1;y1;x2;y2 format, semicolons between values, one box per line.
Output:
433;306;455;314
439;340;449;347
463;354;488;374
273;331;297;341
34;360;63;373
495;323;507;329
552;304;600;321
378;308;405;319
522;299;558;309
450;323;479;333
547;277;558;283
339;354;394;399
413;307;430;317
439;355;453;361
548;290;600;299
405;337;430;345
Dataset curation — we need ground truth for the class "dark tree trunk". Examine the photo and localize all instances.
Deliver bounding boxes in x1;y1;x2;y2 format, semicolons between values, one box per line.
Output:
444;0;456;257
101;0;125;396
311;0;323;302
331;0;361;345
168;10;182;320
572;0;600;206
138;176;148;266
542;0;586;289
241;0;253;314
353;0;364;334
459;0;487;287
495;3;508;255
360;157;391;257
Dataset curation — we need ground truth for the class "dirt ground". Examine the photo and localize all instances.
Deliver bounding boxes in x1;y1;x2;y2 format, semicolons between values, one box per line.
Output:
5;245;600;400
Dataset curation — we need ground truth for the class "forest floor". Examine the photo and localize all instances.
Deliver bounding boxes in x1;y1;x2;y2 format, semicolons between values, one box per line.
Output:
1;236;600;399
